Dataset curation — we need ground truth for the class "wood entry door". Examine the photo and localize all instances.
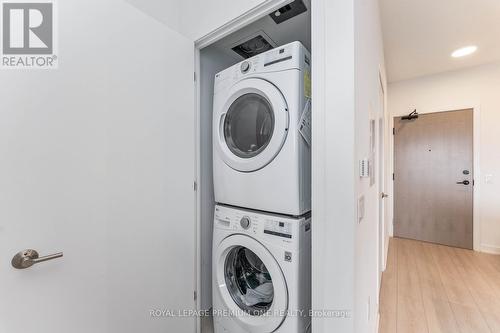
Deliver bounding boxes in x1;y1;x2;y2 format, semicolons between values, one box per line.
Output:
394;109;473;249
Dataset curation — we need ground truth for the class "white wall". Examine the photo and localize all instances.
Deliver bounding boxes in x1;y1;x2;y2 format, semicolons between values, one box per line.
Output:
313;0;386;331
354;0;387;332
117;0;277;42
388;62;500;254
180;0;275;40
312;0;356;331
125;0;183;32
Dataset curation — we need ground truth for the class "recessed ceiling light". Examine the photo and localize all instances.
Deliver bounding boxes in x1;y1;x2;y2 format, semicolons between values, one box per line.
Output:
451;46;478;58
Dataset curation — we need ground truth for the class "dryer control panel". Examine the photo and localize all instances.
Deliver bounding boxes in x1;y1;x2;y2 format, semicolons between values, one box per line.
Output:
214;41;310;94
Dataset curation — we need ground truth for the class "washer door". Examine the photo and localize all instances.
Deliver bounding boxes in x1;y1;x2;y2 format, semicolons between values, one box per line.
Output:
216;78;289;172
215;234;288;332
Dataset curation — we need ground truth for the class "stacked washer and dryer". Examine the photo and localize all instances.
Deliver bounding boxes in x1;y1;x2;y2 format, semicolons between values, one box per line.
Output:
212;41;312;333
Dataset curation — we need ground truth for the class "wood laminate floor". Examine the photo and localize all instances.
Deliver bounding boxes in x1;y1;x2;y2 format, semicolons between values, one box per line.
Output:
379;237;500;333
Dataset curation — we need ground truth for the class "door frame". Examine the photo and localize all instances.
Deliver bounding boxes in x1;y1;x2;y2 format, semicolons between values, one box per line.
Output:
375;68;388;313
192;1;297;331
388;105;481;251
377;68;388;280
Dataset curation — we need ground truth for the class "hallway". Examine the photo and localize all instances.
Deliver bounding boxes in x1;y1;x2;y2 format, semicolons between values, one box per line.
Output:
379;238;500;333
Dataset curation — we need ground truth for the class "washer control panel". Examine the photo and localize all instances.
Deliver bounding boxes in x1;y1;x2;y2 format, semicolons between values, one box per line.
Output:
214;205;305;244
240;216;251;229
214;207;259;235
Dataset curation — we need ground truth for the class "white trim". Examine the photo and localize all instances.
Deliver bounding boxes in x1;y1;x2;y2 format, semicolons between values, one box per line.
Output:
472;106;482;252
481;243;500;255
379;67;391;269
310;0;330;329
194;46;202;333
192;1;294;332
377;68;387;275
311;0;356;331
375;70;384;309
194;0;292;49
389;105;481;251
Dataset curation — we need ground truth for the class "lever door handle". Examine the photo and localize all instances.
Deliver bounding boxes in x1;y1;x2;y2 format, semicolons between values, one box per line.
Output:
456;180;470;185
11;249;63;269
381;192;389;198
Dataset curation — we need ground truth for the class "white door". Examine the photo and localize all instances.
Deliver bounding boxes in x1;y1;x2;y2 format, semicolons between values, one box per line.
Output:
0;1;196;332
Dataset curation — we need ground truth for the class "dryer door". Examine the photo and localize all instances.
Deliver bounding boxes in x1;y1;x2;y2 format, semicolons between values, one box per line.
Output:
215;234;288;332
216;78;289;172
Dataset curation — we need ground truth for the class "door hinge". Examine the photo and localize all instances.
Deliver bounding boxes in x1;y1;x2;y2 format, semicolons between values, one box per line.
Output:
393;127;395;135
194;72;197;82
194;181;197;191
194;291;197;301
392;173;395;181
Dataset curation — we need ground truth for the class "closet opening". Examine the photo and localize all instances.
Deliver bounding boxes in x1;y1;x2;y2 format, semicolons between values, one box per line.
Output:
195;1;312;332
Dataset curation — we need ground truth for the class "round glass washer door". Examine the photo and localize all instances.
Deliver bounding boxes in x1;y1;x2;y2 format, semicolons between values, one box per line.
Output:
224;246;274;316
215;234;288;332
216;78;289;172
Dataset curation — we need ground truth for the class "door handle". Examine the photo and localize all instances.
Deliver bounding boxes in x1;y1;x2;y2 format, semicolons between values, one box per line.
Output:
456;180;470;185
381;192;389;198
11;249;63;269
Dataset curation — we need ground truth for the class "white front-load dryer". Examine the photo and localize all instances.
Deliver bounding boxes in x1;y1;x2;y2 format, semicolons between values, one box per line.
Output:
213;41;311;216
212;204;311;333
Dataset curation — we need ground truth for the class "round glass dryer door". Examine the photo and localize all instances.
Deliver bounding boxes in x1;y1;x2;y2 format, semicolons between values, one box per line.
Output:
224;93;274;159
215;235;288;333
216;78;289;172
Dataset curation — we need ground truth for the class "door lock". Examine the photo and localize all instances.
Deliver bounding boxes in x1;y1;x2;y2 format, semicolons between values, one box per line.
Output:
11;249;63;269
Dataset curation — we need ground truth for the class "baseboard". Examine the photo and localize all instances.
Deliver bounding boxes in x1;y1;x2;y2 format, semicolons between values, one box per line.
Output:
481;244;500;255
383;237;390;272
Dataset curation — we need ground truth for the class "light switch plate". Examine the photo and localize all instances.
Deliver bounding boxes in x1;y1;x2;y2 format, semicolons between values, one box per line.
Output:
359;159;370;178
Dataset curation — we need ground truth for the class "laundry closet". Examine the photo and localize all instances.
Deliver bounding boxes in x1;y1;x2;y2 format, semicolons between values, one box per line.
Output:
196;1;312;332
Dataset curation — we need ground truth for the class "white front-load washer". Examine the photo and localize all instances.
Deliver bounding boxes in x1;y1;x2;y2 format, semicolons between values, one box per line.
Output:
212;204;311;333
213;41;311;216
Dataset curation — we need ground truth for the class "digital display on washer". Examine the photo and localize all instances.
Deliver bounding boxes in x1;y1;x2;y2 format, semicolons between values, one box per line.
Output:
264;220;292;239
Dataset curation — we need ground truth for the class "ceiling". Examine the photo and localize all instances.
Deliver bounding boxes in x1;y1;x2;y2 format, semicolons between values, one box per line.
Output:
380;0;500;82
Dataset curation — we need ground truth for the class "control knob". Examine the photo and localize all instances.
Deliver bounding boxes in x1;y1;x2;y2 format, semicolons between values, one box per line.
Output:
240;216;251;229
240;61;251;73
